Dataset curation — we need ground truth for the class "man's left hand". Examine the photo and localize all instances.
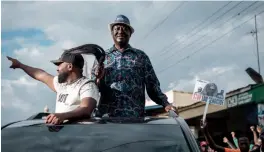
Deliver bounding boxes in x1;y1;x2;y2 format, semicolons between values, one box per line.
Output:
165;105;178;114
45;113;66;125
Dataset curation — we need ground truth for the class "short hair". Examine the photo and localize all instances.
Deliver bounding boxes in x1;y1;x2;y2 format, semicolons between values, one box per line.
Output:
238;137;249;143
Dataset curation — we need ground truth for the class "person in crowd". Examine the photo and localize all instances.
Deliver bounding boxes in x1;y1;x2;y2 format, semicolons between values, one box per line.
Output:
250;127;264;152
201;141;208;152
250;126;262;146
223;137;236;149
201;119;250;152
231;127;260;150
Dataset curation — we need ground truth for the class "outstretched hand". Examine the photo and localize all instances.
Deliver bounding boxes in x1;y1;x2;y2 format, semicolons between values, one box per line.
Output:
7;56;21;69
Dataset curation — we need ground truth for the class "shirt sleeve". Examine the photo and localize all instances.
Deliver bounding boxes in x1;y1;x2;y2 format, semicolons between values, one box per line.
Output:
224;148;240;152
250;144;254;150
53;76;59;92
233;137;239;148
143;53;170;107
79;82;100;105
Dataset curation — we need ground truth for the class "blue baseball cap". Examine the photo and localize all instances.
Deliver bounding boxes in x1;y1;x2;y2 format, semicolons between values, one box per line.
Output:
109;15;134;34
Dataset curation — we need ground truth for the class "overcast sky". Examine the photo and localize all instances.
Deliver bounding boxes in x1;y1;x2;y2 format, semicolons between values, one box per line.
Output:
1;1;264;125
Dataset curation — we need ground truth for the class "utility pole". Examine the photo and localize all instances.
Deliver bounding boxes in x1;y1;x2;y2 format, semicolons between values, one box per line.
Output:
250;15;261;74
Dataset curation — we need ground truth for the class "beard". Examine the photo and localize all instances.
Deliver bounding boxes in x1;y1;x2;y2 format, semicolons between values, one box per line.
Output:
116;39;129;48
113;33;130;48
58;72;69;83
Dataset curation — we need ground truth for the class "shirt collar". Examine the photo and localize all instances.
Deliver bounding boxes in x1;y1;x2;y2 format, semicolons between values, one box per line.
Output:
109;44;137;53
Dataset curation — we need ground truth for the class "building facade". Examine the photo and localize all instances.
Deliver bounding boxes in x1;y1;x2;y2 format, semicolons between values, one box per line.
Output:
145;83;264;142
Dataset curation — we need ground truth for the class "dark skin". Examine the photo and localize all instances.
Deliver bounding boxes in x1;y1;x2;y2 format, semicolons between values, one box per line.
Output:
201;119;250;152
223;137;236;149
7;56;97;125
111;24;177;113
251;132;264;152
111;24;131;51
250;126;261;146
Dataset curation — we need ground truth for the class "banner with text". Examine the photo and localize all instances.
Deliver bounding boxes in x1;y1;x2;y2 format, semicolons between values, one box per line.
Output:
192;79;226;106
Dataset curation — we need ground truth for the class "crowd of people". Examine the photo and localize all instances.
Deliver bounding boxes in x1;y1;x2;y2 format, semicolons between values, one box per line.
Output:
200;119;264;152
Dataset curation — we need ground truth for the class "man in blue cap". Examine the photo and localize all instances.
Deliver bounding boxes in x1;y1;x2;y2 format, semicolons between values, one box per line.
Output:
94;15;176;117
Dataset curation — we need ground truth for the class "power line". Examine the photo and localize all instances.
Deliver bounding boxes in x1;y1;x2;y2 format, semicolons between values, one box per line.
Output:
158;1;260;63
136;1;186;45
158;10;264;74
158;1;233;56
159;1;241;56
159;10;264;73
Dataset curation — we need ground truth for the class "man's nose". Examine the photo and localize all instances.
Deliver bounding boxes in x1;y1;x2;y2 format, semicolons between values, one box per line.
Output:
118;28;125;33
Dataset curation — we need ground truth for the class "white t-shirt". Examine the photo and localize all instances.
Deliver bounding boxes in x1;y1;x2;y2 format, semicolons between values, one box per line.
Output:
53;76;100;113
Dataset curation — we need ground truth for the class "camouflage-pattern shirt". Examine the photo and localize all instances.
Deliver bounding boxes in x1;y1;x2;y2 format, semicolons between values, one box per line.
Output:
97;45;170;117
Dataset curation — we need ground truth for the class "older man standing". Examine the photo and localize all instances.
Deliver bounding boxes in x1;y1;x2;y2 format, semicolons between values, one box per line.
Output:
94;15;175;117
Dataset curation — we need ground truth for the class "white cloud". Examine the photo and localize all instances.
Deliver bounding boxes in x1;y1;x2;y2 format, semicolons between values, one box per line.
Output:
1;73;56;124
1;75;38;111
1;80;34;112
194;65;237;78
168;76;198;92
14;47;43;57
168;65;250;92
11;99;33;112
3;76;38;87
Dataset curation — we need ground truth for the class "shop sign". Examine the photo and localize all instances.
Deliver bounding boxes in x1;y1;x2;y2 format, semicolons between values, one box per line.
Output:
226;92;253;108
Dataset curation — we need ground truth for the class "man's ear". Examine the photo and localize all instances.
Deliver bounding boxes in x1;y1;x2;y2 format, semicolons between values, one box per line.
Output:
67;63;73;71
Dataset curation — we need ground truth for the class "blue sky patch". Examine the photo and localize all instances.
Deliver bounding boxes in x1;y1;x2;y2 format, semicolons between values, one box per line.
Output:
2;28;45;40
1;28;54;55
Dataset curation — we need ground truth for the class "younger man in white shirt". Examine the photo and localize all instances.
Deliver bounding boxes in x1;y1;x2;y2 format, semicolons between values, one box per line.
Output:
7;51;99;125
